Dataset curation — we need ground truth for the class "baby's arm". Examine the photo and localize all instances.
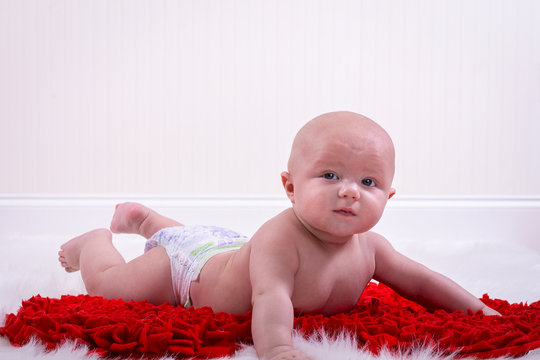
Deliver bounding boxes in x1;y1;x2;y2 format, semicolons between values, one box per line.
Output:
370;233;500;315
249;225;309;360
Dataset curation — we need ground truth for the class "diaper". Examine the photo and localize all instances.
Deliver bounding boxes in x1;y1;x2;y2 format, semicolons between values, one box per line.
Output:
144;225;248;307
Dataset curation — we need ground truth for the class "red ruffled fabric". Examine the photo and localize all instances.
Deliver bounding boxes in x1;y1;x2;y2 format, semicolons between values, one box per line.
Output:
1;282;539;359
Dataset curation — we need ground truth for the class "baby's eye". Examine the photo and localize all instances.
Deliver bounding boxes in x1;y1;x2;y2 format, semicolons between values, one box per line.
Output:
362;178;375;187
323;172;339;180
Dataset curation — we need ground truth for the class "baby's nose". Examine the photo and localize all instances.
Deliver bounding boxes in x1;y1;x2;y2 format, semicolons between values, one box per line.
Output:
338;182;360;200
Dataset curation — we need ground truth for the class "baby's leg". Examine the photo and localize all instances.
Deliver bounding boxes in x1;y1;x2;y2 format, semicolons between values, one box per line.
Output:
58;229;175;305
110;202;182;239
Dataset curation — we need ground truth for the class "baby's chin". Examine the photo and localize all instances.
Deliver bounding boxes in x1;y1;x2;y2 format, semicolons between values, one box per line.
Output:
322;220;374;237
294;211;371;240
331;224;379;241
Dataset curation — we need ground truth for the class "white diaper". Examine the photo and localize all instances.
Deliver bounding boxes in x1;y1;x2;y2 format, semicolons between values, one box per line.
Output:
144;225;248;307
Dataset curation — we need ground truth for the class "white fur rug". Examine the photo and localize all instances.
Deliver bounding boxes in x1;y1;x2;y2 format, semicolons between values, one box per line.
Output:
1;233;539;360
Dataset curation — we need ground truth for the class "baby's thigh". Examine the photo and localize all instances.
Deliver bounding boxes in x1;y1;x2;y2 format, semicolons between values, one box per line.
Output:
102;246;175;305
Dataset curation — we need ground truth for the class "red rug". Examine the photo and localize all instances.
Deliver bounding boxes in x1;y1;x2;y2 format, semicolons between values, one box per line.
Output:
1;282;539;359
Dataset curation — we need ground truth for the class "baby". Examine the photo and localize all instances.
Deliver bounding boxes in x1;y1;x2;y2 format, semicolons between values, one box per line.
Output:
59;111;499;360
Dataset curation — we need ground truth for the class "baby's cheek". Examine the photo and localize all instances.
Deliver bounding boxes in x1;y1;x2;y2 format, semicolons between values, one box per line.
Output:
363;204;386;230
295;203;324;227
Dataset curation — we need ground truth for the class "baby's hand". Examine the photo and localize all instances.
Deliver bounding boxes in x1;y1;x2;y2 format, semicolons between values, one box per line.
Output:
481;305;501;316
267;348;310;360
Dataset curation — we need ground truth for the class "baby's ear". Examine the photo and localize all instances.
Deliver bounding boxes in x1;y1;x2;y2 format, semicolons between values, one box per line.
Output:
281;171;295;203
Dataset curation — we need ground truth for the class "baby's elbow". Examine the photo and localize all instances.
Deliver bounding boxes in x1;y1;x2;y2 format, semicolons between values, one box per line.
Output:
251;289;265;306
251;287;274;307
251;287;292;308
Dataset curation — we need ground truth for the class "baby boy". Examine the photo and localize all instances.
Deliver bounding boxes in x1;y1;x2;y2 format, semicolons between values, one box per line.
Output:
59;111;498;360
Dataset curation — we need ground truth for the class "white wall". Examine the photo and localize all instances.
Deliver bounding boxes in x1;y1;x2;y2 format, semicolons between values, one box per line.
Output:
1;0;539;196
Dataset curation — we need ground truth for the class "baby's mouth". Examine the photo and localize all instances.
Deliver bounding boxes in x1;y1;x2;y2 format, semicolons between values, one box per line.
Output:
333;209;356;216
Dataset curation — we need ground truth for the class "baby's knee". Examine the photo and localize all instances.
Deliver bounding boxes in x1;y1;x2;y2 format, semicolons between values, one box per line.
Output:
84;270;120;298
91;228;113;240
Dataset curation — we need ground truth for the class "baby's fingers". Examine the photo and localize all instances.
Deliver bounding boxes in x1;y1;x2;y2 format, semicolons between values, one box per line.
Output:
269;349;310;360
482;305;502;316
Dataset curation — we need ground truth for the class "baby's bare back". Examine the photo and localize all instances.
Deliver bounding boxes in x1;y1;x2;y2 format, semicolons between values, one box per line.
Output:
190;243;253;314
190;209;378;316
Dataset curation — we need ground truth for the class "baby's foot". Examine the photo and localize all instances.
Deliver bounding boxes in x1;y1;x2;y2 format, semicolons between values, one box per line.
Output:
110;202;150;235
58;229;110;272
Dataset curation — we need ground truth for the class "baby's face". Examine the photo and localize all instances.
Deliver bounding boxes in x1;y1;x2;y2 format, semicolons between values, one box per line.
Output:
283;114;395;243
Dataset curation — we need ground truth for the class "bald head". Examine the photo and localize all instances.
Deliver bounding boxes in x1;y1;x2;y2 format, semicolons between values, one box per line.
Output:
287;111;395;176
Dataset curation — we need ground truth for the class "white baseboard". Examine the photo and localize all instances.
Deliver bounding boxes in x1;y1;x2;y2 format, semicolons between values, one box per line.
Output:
1;194;539;253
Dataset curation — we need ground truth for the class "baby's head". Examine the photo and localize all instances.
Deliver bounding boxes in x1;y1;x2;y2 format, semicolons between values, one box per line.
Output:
282;111;396;242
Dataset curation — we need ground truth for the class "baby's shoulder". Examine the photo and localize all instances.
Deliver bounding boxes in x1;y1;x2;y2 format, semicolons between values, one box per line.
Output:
250;208;303;246
357;231;391;250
